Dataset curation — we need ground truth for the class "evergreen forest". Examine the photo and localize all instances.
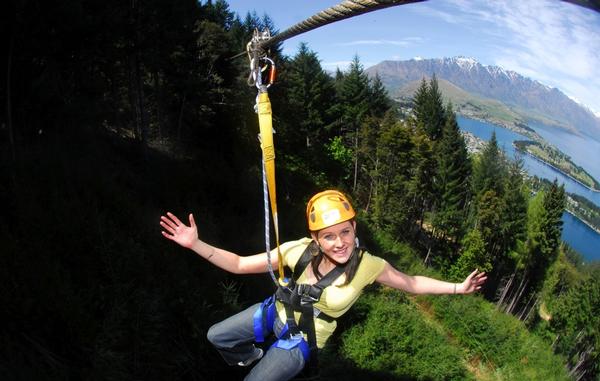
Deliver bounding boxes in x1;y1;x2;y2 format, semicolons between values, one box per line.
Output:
2;1;599;380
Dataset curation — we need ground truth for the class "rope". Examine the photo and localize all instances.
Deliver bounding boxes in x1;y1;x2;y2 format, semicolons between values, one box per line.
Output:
258;0;425;50
262;159;279;286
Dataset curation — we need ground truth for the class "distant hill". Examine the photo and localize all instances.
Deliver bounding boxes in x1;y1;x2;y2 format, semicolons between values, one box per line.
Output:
366;57;600;140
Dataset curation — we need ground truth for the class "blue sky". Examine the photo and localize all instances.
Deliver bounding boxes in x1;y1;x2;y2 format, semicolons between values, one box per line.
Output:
225;0;600;118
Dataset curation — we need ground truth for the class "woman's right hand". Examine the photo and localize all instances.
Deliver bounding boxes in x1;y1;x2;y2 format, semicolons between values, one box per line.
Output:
160;212;198;249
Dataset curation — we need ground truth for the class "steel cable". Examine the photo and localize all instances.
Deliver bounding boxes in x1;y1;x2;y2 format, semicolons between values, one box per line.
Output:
258;0;425;50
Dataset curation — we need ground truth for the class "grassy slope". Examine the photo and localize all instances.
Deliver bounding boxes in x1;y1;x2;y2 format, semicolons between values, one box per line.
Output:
319;233;571;381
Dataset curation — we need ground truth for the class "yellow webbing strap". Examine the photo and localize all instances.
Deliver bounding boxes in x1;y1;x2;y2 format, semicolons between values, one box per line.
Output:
257;91;287;286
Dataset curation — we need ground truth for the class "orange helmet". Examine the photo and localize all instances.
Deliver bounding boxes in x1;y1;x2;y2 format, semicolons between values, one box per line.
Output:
306;190;356;231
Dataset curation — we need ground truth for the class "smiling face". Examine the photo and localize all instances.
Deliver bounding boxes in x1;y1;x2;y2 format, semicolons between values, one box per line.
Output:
311;220;357;265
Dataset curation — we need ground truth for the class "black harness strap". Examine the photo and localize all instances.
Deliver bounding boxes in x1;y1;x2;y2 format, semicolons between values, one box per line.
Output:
275;242;356;374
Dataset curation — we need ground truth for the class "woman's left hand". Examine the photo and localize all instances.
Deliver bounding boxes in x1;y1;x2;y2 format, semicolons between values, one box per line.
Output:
459;269;487;294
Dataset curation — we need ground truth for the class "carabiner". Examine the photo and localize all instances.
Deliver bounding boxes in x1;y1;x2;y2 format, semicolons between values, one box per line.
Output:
259;57;276;89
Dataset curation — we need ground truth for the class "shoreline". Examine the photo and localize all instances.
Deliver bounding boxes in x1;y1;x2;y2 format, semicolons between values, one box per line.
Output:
516;146;600;193
459;113;600;193
564;209;600;235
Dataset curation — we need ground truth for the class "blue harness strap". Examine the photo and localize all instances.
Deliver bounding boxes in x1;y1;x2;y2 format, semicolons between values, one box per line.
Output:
253;296;276;342
270;333;310;363
253;297;310;363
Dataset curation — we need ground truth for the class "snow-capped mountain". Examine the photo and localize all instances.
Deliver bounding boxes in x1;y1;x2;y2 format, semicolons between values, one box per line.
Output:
366;57;600;139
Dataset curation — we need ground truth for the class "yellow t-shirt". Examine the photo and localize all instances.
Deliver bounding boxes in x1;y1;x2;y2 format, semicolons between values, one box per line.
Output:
274;237;387;348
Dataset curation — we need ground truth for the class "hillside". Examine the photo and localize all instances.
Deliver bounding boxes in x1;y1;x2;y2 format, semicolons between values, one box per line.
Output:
366;57;600;140
395;78;539;139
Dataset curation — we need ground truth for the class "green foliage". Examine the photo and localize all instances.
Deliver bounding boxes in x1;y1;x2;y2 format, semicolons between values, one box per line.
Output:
432;104;472;242
340;293;472;381
449;229;492;282
540;180;566;258
472;131;506;198
540;251;582;311
548;268;600;379
412;75;446;141
475;190;504;256
406;124;436;227
327;135;353;180
500;157;528;255
429;295;571;380
336;55;371;127
368;74;392;117
371;117;415;235
282;43;336;156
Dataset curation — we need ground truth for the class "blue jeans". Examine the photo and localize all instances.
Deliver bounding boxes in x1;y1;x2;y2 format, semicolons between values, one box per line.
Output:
207;302;306;381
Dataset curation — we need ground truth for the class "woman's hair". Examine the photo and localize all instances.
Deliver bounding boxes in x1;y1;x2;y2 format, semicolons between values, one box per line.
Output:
308;239;363;286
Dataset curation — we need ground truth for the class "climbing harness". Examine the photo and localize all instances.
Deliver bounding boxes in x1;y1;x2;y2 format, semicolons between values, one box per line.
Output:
253;242;361;374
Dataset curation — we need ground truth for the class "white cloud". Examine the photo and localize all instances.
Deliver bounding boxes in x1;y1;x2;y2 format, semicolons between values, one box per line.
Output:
336;38;423;47
443;0;600;113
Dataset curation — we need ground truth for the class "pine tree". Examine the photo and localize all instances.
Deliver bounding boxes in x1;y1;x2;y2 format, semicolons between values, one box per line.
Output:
541;179;566;258
424;75;446;141
501;155;528;255
411;75;446;141
335;55;371;191
472;131;506;198
432;103;472;243
412;78;429;131
284;43;336;160
407;124;436;235
368;74;392;117
372;117;414;236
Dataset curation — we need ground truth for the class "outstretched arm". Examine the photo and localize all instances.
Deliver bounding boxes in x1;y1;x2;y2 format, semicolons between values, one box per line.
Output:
376;262;486;295
160;212;277;274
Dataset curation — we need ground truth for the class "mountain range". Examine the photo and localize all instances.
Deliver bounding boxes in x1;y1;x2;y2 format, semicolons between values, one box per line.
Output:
365;57;600;140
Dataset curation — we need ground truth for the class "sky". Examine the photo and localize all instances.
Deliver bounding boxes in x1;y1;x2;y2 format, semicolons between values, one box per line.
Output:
225;0;600;117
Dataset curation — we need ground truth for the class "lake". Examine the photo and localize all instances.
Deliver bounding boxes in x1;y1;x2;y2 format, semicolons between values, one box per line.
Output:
562;212;600;263
457;116;600;262
458;116;600;206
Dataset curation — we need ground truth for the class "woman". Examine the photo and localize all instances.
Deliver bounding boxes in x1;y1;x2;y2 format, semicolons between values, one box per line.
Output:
160;190;486;381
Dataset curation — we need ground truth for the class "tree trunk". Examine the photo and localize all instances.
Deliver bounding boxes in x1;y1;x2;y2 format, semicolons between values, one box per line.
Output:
424;247;431;266
507;274;528;315
496;270;516;310
568;345;592;381
518;293;537;321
